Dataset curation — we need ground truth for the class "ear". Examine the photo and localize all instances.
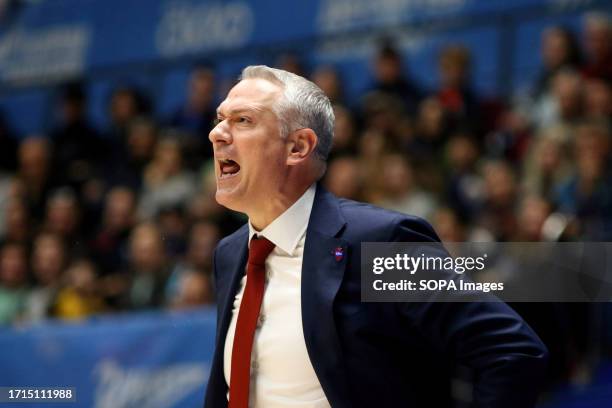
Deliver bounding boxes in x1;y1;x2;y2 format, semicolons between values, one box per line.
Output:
286;128;318;166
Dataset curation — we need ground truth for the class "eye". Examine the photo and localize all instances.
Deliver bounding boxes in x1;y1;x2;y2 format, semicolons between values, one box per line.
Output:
237;116;251;124
213;117;223;126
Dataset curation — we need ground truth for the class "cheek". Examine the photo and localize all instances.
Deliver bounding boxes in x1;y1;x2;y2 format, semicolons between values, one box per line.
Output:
267;146;289;170
243;140;286;171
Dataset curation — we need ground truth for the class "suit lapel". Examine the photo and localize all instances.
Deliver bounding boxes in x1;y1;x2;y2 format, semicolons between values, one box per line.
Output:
215;229;249;343
209;226;249;403
301;185;352;407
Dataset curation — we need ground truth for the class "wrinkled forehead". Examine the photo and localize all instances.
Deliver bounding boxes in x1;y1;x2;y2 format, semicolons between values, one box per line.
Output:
217;78;283;114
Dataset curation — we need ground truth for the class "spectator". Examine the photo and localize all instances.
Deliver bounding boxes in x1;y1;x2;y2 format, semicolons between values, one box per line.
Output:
581;12;612;81
23;233;67;323
411;96;451;162
485;107;533;162
105;117;158;189
165;127;209;172
156;205;188;258
0;243;29;325
184;221;219;274
89;186;137;275
361;91;406;147
553;69;585;124
138;138;197;219
444;133;485;221
375;153;437;220
312;65;345;105
43;188;82;246
0;197;29;245
583;77;612;120
124;223;170;309
169;65;217;159
365;41;422;115
108;86;151;132
534;69;585;130
436;45;481;130
165;220;219;303
477;160;519;240
17;137;55;222
329;105;357;158
0;179;28;243
514;195;553;241
324;155;363;201
104;86;152;165
357;129;388;202
50;81;106;189
167;269;213;310
533;26;582;99
54;259;106;321
555;121;612;239
522;125;573;200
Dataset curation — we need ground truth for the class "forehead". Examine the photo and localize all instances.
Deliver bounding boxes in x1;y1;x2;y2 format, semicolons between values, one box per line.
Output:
217;78;282;113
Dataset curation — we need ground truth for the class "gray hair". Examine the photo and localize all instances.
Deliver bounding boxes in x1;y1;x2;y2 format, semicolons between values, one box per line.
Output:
240;65;334;162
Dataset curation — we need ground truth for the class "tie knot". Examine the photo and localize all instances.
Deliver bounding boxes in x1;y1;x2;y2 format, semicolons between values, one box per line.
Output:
248;236;275;266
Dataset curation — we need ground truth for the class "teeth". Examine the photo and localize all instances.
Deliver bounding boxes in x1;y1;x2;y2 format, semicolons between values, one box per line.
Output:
219;158;239;178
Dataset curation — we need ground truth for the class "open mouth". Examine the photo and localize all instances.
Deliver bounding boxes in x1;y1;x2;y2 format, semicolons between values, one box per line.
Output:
219;158;241;179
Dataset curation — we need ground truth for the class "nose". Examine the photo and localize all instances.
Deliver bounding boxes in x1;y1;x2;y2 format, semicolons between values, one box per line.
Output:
209;119;232;146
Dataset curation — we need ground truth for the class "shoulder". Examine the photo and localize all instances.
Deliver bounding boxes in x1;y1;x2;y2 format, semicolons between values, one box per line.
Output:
211;224;249;285
336;197;440;243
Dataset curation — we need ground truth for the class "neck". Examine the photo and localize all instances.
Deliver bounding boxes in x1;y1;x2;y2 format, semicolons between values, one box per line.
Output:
249;181;313;231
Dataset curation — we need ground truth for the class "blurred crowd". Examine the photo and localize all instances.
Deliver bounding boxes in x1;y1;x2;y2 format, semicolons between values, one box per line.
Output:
0;9;611;382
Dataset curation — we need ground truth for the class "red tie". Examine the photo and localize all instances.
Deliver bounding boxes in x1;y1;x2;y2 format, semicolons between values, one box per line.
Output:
228;235;275;408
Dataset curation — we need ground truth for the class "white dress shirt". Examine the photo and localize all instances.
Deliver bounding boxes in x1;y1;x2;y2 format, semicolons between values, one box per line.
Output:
223;184;330;408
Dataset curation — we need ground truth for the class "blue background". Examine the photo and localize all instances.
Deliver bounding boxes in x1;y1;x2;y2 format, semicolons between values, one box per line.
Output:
0;309;216;408
0;0;610;135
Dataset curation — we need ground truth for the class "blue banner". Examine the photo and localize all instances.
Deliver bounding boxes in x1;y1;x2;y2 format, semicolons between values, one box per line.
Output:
0;0;603;85
0;0;608;136
0;308;216;408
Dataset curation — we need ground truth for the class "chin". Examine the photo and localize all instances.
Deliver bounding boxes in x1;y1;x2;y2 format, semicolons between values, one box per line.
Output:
214;190;233;209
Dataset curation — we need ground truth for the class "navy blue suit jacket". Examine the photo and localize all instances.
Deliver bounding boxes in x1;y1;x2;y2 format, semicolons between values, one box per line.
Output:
204;185;548;407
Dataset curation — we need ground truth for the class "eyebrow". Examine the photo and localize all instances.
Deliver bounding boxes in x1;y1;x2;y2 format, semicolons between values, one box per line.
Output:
216;104;267;117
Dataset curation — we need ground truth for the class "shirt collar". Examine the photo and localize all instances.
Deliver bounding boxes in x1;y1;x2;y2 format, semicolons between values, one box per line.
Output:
248;183;316;256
